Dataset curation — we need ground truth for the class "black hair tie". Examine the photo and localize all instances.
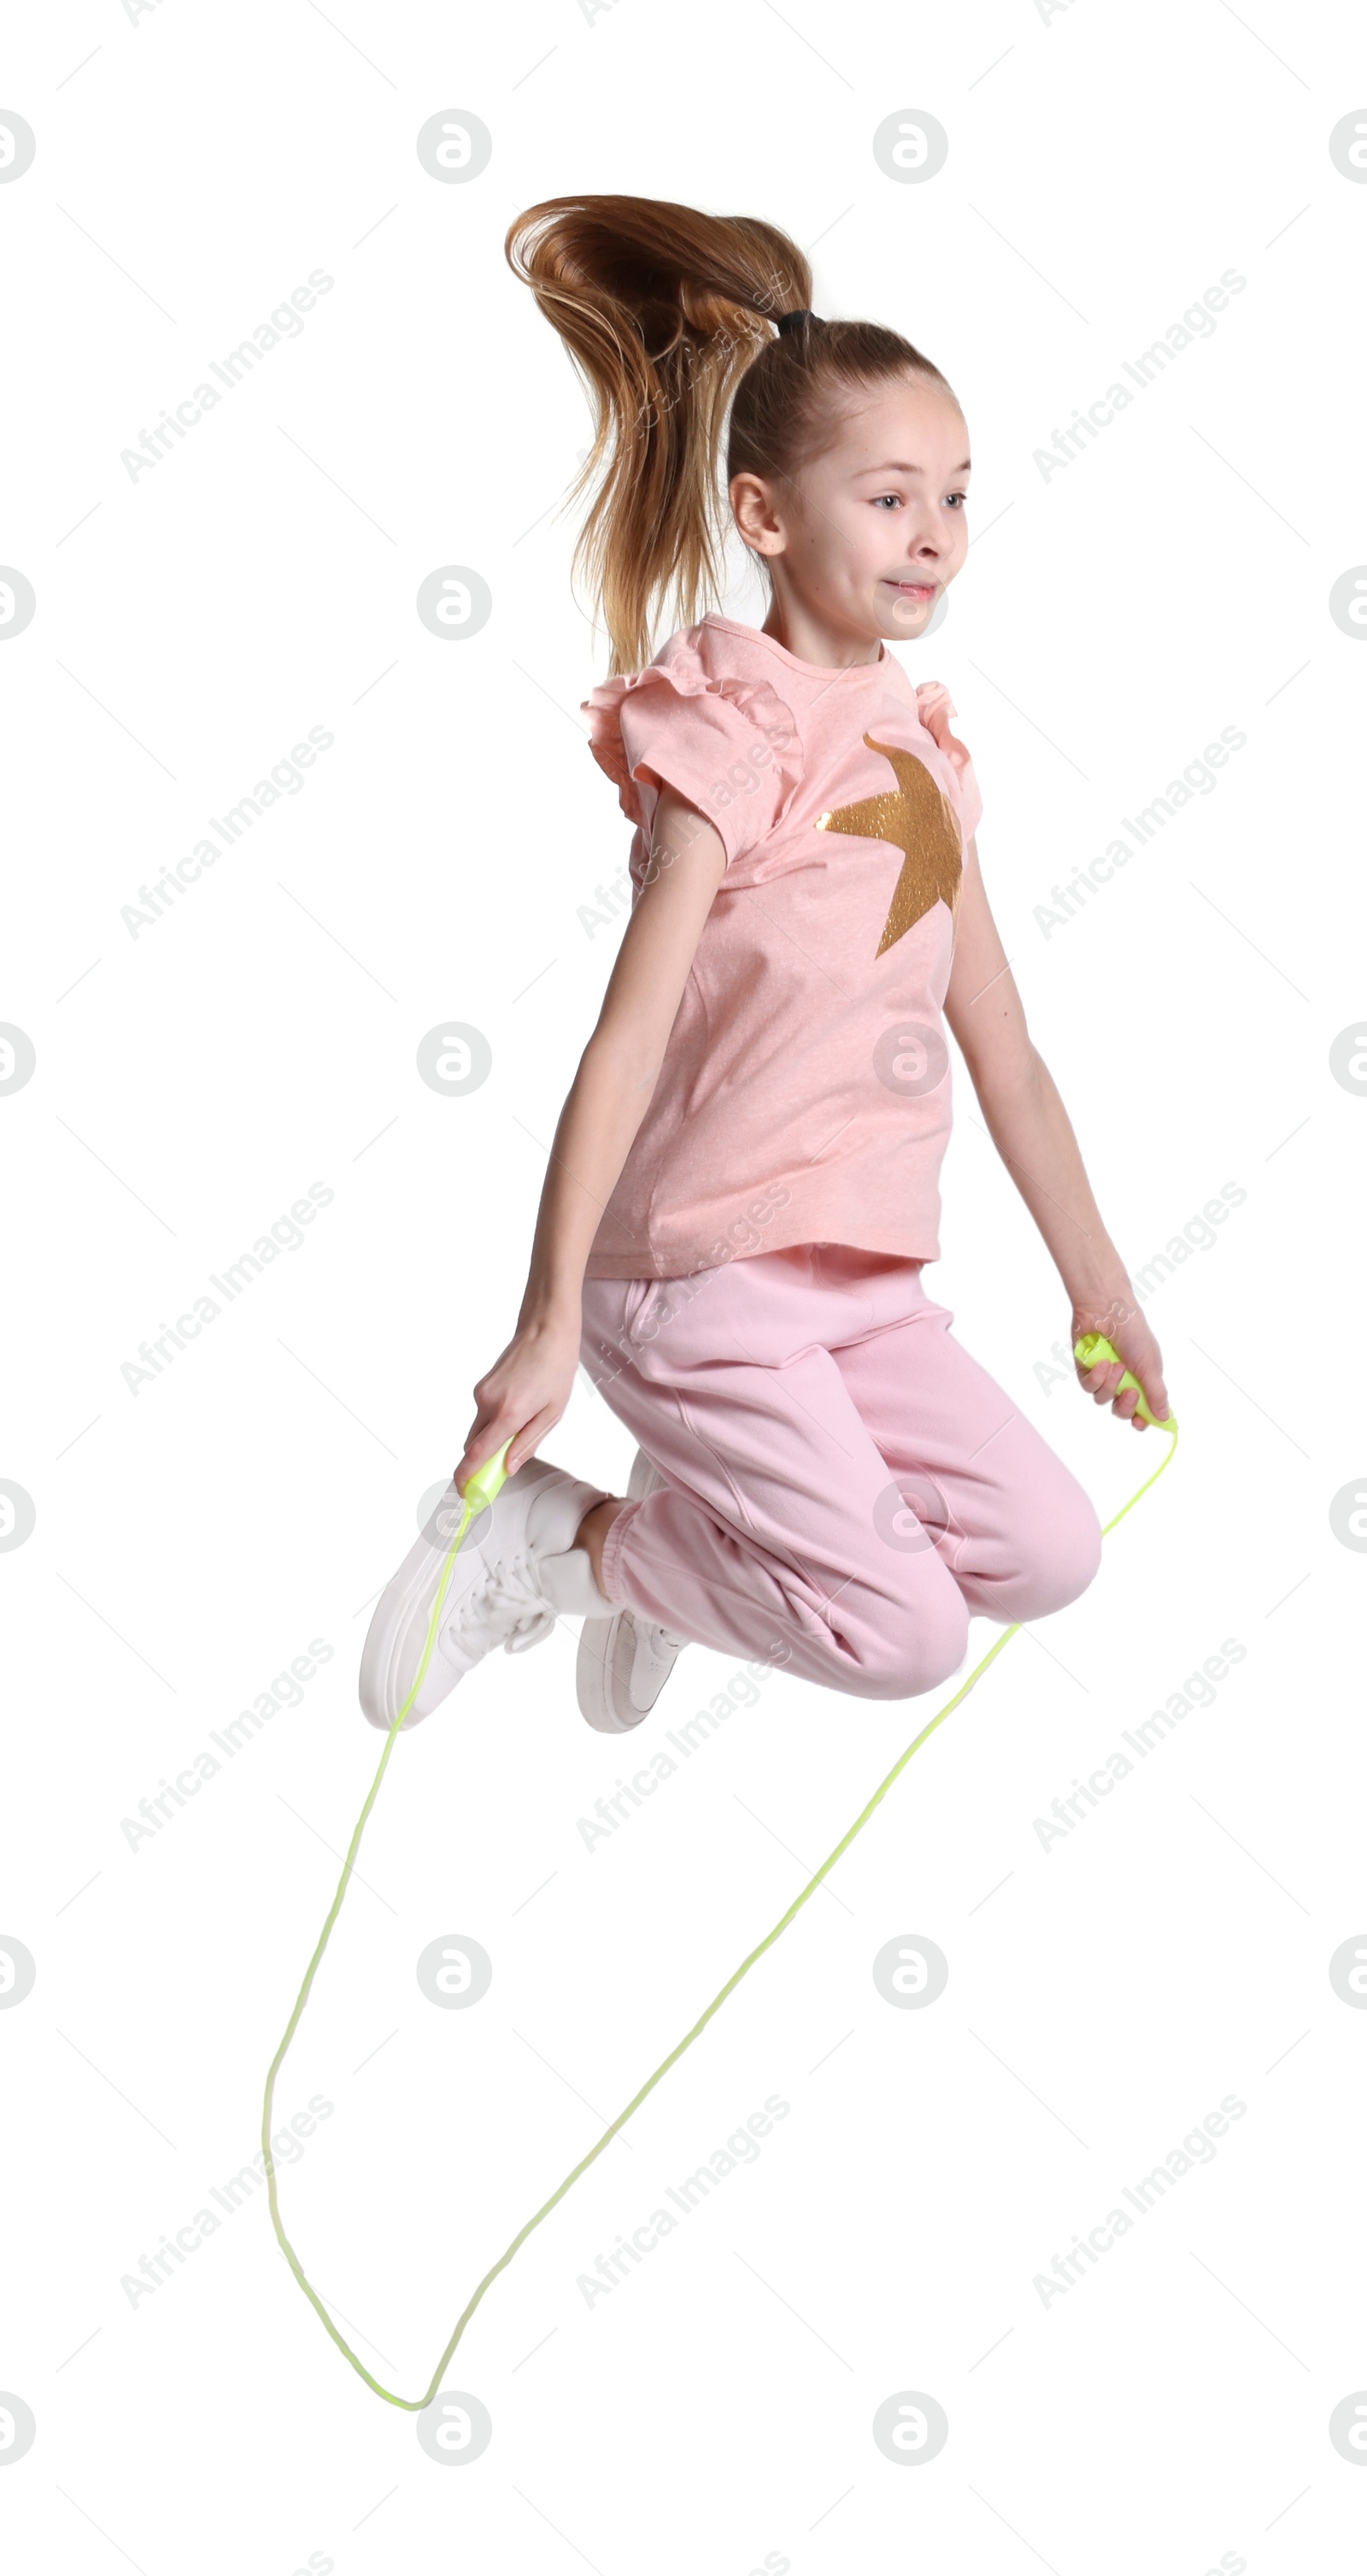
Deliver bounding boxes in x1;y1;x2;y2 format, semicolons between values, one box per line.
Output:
776;308;818;336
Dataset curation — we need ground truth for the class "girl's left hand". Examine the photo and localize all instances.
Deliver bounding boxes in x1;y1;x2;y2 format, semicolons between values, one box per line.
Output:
1072;1291;1170;1431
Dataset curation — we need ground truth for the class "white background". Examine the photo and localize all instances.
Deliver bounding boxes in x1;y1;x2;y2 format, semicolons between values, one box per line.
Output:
2;2;1364;2569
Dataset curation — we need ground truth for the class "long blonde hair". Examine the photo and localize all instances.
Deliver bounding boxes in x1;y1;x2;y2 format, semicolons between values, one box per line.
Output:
505;192;953;675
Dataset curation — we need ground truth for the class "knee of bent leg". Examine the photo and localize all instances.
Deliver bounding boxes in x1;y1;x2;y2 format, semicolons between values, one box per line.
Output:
1007;1474;1103;1621
854;1586;971;1703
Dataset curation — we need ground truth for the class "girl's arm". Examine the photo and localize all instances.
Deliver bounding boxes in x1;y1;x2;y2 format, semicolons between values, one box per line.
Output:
943;837;1171;1431
454;788;727;1487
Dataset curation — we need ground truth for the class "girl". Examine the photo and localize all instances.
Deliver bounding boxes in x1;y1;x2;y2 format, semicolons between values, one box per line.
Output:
359;194;1170;1739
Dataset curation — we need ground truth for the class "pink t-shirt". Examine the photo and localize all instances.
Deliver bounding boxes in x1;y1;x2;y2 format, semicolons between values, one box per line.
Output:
579;612;983;1280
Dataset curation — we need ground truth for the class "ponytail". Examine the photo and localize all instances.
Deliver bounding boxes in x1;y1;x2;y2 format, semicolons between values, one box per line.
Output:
505;193;950;677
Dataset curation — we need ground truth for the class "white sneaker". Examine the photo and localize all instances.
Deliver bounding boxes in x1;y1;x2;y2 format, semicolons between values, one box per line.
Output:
576;1448;688;1733
359;1457;611;1732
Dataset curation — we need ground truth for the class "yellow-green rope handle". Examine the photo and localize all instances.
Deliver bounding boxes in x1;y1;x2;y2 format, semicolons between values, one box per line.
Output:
262;1341;1177;2411
1075;1329;1176;1432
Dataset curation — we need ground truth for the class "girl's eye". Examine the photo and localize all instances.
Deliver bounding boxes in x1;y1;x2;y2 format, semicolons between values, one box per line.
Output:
871;490;970;510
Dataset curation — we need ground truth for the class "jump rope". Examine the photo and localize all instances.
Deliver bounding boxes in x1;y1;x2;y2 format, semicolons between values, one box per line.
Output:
261;1332;1176;2412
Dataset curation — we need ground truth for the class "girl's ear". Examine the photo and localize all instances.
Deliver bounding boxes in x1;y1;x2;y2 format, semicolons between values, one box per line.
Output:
730;472;785;558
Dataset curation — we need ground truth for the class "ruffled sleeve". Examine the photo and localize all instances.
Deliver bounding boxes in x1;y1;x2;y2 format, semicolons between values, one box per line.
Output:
583;637;802;869
915;681;983;844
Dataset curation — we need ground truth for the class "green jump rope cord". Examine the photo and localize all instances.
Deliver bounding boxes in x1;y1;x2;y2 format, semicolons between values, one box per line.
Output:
261;1335;1177;2412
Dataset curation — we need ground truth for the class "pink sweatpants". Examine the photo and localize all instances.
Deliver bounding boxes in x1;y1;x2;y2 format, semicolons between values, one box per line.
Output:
579;1243;1102;1702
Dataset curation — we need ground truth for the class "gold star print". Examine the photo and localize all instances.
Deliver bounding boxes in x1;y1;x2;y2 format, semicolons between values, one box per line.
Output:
816;732;963;956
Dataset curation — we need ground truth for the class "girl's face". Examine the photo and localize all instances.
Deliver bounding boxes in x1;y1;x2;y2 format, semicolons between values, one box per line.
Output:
730;376;971;656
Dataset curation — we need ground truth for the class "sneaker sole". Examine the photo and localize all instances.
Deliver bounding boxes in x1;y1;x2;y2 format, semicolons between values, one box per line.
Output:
359;1461;565;1731
358;1489;496;1731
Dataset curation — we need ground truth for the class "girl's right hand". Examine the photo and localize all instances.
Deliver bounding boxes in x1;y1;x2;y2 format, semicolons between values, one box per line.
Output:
453;1307;584;1492
1071;1289;1171;1431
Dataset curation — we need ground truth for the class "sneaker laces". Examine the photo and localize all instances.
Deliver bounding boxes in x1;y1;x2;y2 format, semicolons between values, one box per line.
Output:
443;1546;558;1661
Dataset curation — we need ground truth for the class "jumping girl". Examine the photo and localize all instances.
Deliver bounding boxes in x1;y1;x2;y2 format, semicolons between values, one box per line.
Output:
359;193;1170;1739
